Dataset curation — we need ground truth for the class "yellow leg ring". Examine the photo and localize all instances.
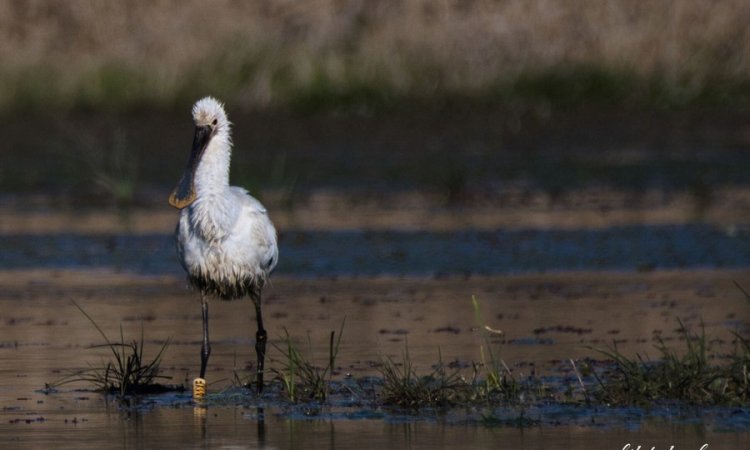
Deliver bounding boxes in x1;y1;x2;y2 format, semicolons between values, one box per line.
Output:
193;377;207;399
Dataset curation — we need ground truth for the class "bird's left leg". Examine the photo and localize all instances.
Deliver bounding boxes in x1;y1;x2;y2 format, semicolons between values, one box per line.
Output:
252;290;267;395
194;293;211;399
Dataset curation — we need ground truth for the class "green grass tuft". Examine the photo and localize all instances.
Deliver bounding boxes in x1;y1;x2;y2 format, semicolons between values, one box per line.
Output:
590;318;749;405
48;301;175;397
378;345;467;409
270;319;345;402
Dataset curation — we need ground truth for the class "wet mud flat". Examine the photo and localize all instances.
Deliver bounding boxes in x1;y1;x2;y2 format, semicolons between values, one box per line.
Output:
1;269;749;374
4;104;750;447
1;182;750;447
0;268;749;448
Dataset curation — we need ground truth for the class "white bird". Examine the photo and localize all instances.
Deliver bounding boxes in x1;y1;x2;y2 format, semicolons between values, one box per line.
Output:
168;97;278;398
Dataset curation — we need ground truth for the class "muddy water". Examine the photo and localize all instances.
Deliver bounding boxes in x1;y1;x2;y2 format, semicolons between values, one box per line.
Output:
6;402;747;450
1;268;749;448
3;405;748;450
4;110;750;446
2;186;750;447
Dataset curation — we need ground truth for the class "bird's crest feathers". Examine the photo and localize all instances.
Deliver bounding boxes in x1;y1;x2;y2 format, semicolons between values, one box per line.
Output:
192;96;229;129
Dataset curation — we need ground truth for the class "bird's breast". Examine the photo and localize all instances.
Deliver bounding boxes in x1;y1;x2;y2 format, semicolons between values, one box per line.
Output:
175;190;277;299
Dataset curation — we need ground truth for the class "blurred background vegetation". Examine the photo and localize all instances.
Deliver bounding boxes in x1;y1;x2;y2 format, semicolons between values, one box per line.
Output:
3;0;750;113
2;0;750;207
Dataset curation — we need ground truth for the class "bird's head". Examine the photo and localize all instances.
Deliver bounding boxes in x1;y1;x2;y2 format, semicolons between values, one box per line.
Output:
192;96;229;132
169;97;230;209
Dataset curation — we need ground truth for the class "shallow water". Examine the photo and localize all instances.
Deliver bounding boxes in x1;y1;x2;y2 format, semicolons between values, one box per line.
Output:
0;266;749;447
1;224;748;276
6;395;748;450
4;395;749;450
2;203;750;447
4;108;750;447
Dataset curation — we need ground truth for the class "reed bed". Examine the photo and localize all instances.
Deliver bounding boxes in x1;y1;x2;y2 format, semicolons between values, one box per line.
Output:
2;1;750;112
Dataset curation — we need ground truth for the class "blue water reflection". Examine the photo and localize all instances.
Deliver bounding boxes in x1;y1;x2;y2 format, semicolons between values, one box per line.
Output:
1;225;748;276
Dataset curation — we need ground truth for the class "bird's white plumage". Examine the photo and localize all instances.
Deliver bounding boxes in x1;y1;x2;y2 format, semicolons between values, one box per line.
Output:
175;97;278;299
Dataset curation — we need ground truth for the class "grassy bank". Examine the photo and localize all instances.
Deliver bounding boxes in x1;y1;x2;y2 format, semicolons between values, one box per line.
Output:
3;1;750;114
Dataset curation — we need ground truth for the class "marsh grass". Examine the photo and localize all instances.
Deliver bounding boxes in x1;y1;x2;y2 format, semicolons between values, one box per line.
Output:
378;345;468;409
242;289;749;408
376;297;554;410
470;295;529;403
375;294;748;410
49;302;175;397
270;319;345;402
589;318;749;406
376;346;552;410
48;291;748;409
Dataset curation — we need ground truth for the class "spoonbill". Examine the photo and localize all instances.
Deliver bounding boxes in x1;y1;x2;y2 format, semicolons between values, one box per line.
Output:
168;97;278;398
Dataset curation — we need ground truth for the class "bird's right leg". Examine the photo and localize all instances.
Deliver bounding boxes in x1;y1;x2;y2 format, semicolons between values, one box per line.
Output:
194;293;211;399
253;291;267;395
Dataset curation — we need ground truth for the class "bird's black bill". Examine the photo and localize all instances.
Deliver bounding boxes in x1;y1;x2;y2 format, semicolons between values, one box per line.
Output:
169;125;212;209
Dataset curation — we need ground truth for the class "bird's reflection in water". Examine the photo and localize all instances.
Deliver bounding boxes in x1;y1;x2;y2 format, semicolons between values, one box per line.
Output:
257;407;266;445
193;405;207;442
192;405;266;447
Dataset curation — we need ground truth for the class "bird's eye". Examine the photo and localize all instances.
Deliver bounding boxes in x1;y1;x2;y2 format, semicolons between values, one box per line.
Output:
212;119;218;126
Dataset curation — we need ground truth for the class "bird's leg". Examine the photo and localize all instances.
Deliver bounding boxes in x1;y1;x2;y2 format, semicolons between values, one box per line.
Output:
200;294;211;378
193;293;211;399
253;291;267;395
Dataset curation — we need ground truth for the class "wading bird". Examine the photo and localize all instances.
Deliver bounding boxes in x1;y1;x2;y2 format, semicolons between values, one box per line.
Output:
168;97;278;398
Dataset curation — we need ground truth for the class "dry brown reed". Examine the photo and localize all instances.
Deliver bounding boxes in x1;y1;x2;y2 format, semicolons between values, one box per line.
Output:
2;1;749;111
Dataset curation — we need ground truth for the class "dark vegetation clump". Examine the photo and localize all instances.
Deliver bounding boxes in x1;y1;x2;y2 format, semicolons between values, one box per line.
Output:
269;320;345;403
48;302;181;398
377;348;467;409
590;319;749;406
588;283;750;406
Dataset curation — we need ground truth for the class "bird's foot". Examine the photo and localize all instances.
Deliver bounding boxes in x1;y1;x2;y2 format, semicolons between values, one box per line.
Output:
193;377;207;400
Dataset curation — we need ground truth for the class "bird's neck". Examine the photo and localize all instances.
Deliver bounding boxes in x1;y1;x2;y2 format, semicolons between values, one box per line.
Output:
195;135;231;197
191;134;237;240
